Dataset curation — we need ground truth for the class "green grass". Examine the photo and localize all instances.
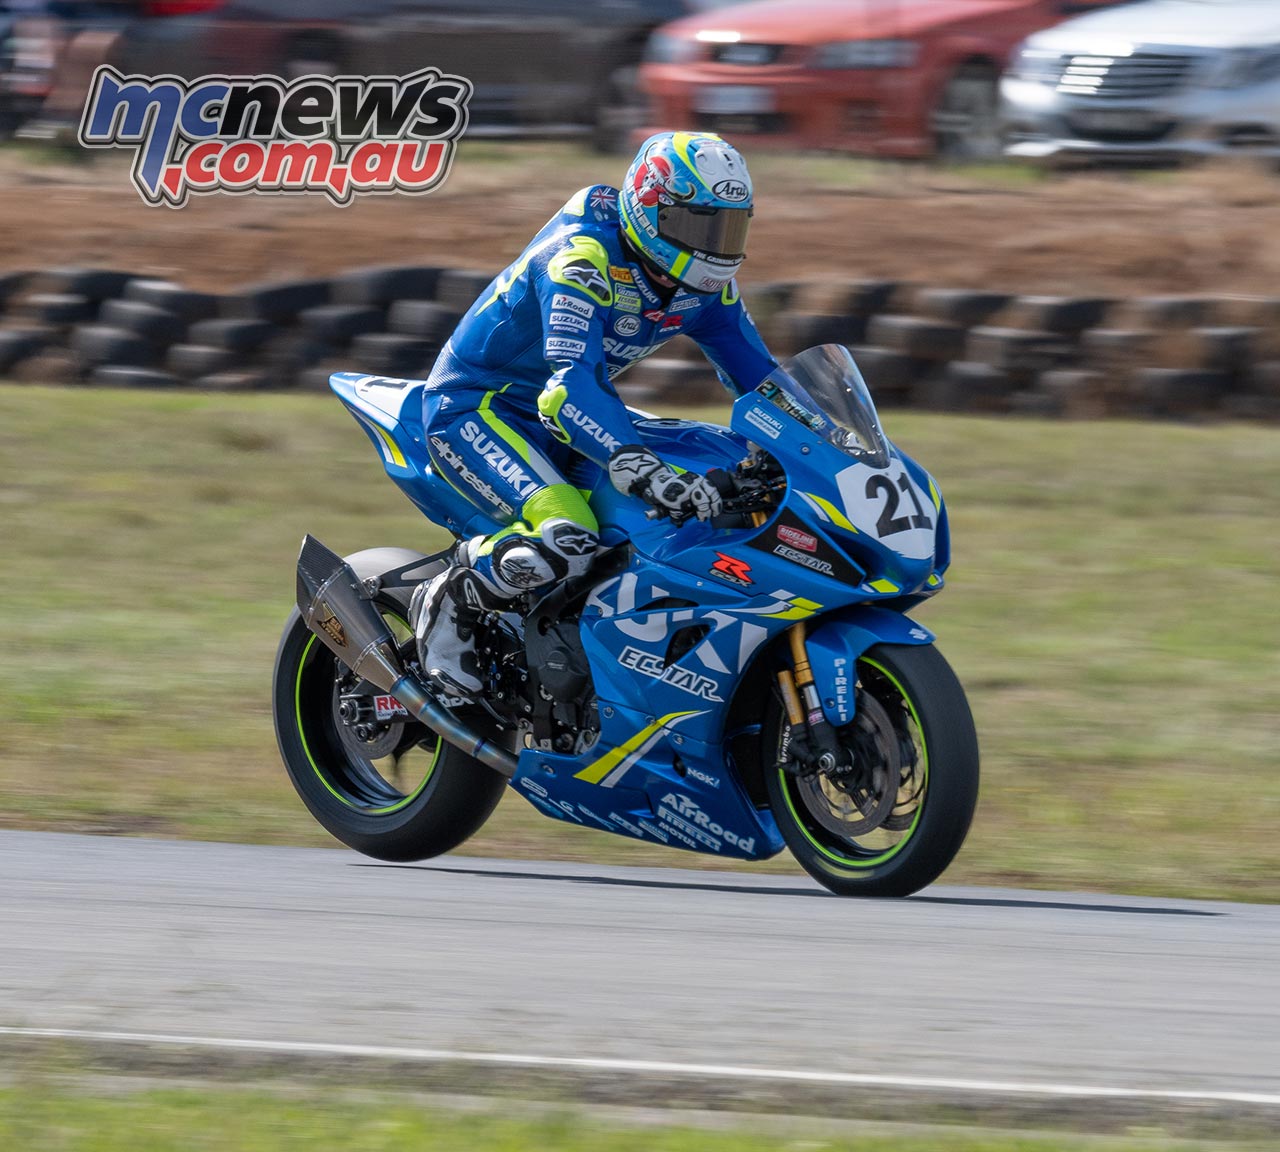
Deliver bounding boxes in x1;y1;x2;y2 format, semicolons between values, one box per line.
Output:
0;1082;1265;1152
1;386;1278;900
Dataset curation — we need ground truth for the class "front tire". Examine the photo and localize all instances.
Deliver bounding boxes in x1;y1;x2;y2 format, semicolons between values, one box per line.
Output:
272;604;506;861
766;643;978;897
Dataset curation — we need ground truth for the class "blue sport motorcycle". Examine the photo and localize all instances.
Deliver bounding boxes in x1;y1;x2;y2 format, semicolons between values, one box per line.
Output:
272;345;979;897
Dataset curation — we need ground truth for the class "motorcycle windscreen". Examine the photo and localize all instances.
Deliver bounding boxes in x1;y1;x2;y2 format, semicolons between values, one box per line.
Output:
757;345;890;468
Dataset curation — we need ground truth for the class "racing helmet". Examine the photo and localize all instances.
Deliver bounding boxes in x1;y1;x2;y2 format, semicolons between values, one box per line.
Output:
619;131;753;294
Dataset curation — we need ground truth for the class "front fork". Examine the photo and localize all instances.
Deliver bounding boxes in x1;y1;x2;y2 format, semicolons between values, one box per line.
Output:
776;621;847;775
750;509;848;776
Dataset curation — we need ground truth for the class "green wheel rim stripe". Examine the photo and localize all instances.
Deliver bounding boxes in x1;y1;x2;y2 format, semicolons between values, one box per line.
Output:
779;656;929;870
294;615;441;815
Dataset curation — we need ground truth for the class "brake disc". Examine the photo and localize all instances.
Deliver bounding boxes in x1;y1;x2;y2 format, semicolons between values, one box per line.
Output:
332;679;405;762
796;691;901;839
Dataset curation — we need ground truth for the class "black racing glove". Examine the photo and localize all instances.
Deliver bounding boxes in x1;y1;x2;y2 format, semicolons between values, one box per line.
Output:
607;445;723;522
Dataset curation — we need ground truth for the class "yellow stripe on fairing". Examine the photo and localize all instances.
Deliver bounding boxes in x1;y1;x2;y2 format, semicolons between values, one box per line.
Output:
575;711;698;785
763;597;822;621
805;492;858;534
869;579;900;594
355;412;407;468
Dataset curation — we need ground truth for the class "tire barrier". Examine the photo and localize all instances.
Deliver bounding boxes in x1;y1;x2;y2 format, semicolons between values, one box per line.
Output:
1;266;1278;420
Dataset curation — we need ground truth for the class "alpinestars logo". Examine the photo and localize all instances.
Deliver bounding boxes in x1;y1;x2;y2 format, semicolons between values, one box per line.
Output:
79;65;471;207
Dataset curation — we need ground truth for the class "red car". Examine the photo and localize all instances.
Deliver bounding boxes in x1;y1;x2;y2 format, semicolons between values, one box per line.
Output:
639;0;1122;159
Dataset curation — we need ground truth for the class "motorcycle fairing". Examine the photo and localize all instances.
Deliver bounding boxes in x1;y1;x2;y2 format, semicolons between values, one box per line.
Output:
509;700;785;861
329;364;948;862
330;372;500;538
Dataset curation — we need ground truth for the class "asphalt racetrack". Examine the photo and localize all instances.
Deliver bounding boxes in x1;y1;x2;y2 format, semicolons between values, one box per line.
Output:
1;832;1276;1124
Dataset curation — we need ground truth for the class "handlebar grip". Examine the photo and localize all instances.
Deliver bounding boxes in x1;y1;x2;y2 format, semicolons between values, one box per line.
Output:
705;467;738;498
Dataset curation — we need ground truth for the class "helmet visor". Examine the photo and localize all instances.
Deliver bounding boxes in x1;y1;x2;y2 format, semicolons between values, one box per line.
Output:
656;205;752;260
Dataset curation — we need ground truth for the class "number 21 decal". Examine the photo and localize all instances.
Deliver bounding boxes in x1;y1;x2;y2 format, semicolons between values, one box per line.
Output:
865;473;932;537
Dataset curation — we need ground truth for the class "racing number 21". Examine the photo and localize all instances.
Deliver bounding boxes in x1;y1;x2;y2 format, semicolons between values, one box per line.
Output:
866;474;932;537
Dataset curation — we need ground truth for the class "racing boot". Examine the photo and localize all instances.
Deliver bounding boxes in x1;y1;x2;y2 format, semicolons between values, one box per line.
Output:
411;521;599;703
410;561;506;703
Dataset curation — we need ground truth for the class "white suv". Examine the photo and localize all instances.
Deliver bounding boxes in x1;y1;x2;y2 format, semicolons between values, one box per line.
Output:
1002;0;1280;162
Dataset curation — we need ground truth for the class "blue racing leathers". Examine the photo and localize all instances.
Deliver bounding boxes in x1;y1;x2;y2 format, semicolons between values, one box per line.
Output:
421;182;778;598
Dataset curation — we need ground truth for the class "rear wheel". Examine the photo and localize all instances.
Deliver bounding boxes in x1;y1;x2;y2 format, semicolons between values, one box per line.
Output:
272;603;506;861
765;643;978;897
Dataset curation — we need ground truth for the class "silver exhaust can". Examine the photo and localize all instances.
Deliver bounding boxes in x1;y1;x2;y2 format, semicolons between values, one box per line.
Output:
294;534;516;778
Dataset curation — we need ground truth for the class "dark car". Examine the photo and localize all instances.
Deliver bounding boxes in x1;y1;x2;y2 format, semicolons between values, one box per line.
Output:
11;0;696;148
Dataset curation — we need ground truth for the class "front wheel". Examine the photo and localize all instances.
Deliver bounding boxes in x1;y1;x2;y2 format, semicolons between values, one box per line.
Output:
272;605;507;861
765;643;978;897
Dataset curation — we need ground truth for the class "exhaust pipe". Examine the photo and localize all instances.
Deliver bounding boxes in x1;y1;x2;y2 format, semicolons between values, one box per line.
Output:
295;535;516;778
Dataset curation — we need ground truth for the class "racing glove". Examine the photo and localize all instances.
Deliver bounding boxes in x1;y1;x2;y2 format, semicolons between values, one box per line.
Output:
607;445;724;522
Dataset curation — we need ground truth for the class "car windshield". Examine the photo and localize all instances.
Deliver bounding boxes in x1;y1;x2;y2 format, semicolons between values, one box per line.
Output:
755;345;890;468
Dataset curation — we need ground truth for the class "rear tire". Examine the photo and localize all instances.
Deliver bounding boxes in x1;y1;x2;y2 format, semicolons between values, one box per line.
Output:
766;643;978;897
272;601;506;862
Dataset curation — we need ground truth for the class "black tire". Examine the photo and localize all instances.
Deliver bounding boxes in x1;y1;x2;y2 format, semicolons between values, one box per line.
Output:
281;33;344;81
298;303;385;346
189;317;275;354
765;643;978;897
71;324;158;371
349;332;437;377
222;279;331;324
272;594;506;862
332;266;444;308
90;365;183;389
124;279;220;323
35;268;131;301
387;300;462;342
0;327;52;373
932;64;1002;162
0;270;32;305
99;299;187;345
167;343;240;379
433;269;496;314
22;292;95;326
590;62;642;155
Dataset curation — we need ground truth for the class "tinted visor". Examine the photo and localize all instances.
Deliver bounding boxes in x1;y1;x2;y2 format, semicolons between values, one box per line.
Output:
656;205;752;259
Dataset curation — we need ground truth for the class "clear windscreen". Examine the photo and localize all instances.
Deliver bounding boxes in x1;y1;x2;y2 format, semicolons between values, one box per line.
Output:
755;345;890;468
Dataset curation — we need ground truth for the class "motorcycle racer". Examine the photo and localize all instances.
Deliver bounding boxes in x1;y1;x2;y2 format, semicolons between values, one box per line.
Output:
412;130;779;701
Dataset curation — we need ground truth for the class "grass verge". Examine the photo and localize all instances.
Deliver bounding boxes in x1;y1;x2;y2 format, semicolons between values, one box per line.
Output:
0;1079;1267;1152
1;386;1277;900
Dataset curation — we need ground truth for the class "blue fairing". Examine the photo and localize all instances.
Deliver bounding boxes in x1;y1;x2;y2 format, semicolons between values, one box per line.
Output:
329;359;949;864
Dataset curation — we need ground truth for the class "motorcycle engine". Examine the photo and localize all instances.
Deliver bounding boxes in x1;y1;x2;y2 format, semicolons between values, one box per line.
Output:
524;613;599;754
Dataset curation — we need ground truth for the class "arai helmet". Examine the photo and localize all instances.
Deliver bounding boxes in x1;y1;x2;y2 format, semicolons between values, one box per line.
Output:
619;131;753;294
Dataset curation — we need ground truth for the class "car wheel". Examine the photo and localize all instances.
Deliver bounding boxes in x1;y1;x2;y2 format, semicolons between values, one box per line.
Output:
591;63;642;155
282;34;344;81
932;64;1002;162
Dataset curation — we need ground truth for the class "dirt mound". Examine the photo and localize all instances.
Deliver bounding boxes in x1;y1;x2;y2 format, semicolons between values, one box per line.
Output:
1;144;1278;298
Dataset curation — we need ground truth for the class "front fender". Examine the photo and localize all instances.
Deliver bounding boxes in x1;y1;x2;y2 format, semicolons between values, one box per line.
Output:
805;607;934;726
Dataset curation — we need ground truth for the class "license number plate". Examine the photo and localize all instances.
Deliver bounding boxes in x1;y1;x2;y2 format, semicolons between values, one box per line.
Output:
1070;108;1159;133
694;85;776;115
